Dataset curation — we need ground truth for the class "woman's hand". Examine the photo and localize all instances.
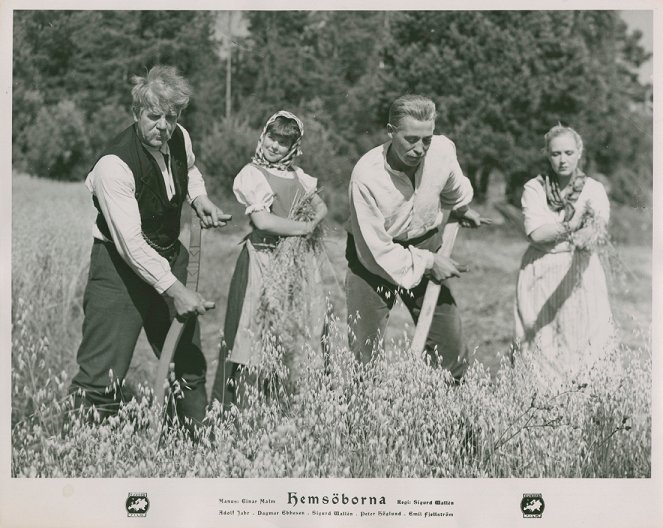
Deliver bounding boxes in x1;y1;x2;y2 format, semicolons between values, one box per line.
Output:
303;221;317;235
567;212;585;232
571;225;607;250
311;194;328;227
571;226;590;249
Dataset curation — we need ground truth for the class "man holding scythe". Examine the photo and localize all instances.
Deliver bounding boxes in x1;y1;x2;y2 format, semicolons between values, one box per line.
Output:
346;94;489;381
69;65;230;427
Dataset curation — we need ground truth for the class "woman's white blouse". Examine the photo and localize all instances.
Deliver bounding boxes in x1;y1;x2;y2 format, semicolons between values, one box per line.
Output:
522;176;610;236
233;164;318;215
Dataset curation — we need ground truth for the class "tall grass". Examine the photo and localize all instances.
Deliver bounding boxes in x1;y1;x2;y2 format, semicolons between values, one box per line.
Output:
11;173;652;478
257;190;325;387
12;309;651;478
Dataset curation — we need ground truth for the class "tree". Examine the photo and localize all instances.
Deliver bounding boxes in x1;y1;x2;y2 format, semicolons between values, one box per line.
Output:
374;11;651;205
13;11;225;179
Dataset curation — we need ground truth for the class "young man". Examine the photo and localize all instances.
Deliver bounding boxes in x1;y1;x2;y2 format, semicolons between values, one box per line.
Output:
69;65;230;425
346;94;485;380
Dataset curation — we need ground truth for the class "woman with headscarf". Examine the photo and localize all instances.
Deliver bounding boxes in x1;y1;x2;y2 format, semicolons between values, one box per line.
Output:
515;124;614;385
211;111;327;409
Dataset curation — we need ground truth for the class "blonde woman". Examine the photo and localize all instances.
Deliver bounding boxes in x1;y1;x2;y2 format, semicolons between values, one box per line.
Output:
515;125;614;383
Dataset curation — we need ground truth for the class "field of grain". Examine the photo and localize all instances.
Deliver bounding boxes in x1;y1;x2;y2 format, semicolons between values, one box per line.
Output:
11;172;652;478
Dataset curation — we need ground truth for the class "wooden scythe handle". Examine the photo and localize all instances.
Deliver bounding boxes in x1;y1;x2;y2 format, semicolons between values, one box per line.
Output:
153;217;202;402
410;215;460;356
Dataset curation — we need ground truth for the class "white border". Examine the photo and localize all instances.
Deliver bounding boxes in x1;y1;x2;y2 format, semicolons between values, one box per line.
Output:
1;2;660;527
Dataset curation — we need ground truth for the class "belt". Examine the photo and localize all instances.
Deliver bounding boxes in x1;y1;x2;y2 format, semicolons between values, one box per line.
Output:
345;229;440;282
245;229;281;250
393;229;438;248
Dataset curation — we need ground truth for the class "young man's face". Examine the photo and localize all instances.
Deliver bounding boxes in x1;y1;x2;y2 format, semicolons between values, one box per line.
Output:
134;106;179;149
387;116;435;168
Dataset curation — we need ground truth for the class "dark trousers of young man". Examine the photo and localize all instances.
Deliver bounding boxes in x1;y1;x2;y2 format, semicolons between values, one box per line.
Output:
345;233;469;381
69;239;207;425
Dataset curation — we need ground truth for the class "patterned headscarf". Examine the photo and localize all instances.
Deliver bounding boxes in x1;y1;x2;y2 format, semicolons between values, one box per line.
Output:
251;110;304;170
539;169;587;222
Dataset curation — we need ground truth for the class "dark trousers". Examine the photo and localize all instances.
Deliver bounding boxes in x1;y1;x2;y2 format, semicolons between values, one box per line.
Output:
69;240;207;424
345;234;468;381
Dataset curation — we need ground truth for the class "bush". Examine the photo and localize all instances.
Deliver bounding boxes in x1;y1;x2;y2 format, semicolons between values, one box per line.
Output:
197;116;258;202
23;100;92;181
608;203;652;246
12;88;45;171
608;165;653;210
297;111;356;224
86;103;133;158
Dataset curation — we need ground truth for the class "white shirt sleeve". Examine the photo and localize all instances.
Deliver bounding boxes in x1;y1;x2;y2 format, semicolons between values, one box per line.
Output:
178;124;207;203
350;179;433;290
587;179;610;224
439;142;474;210
521;179;554;236
233;165;274;215
294;168;318;193
90;155;178;293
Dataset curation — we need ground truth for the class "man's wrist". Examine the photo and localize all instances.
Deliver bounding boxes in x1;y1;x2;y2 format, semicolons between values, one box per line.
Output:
454;205;469;217
160;276;181;297
190;193;207;208
425;250;435;270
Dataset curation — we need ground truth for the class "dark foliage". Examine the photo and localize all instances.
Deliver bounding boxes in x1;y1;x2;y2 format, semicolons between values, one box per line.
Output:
12;10;651;208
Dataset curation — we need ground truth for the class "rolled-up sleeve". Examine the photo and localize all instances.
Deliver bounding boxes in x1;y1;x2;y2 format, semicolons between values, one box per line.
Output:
439;142;474;210
350;180;433;290
91;156;177;293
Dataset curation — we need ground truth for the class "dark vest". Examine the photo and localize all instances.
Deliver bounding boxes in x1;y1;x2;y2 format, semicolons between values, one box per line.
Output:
245;163;306;250
92;124;188;258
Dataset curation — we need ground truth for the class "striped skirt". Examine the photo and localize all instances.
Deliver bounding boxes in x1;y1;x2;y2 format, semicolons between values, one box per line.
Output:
515;245;615;385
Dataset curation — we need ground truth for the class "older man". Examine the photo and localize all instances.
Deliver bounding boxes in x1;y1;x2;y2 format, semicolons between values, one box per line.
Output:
69;65;230;425
346;94;485;380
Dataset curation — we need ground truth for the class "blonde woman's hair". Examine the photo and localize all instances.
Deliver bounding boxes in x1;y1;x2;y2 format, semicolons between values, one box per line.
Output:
543;124;584;155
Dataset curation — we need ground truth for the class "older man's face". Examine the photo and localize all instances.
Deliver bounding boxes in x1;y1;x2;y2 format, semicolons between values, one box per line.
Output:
134;106;179;149
388;116;435;168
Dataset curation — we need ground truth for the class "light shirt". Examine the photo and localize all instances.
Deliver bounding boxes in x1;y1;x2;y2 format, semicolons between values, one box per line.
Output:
233;164;317;214
348;135;473;289
521;176;610;253
86;124;207;294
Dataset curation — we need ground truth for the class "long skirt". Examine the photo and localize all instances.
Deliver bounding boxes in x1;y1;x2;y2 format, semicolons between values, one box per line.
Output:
515;246;615;386
211;240;325;407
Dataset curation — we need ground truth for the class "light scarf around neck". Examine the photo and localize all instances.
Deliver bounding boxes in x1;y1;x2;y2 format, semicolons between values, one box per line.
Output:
538;169;587;222
251;110;304;170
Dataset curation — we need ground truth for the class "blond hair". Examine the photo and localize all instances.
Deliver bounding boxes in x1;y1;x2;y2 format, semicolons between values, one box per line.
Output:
543;124;584;155
388;94;437;127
